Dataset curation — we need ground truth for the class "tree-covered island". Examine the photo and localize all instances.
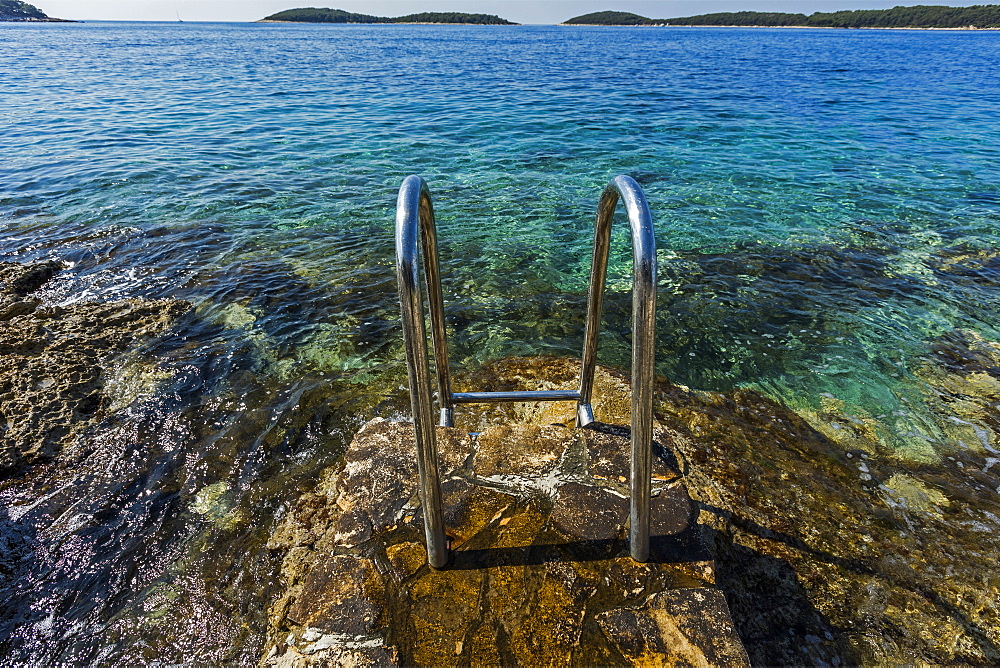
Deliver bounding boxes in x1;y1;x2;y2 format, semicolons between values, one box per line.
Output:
0;0;74;21
260;8;516;24
563;5;1000;28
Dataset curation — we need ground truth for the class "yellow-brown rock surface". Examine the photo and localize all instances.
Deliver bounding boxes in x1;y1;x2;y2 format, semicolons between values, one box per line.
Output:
263;415;747;667
265;355;1000;666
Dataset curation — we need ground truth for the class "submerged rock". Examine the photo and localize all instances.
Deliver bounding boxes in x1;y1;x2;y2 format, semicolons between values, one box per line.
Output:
654;380;999;664
0;261;190;475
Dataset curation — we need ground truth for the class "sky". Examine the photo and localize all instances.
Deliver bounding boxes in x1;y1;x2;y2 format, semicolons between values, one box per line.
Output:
37;0;980;24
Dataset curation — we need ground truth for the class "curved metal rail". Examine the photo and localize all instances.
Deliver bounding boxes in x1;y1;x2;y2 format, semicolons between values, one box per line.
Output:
395;175;449;569
395;174;657;567
577;175;658;561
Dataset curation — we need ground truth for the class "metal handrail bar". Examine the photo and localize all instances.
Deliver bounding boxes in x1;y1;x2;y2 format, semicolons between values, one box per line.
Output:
395;174;657;567
575;175;658;562
395;175;449;569
452;389;581;404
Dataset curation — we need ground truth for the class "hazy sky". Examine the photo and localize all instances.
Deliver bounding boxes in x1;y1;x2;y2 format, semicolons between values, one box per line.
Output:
38;0;977;24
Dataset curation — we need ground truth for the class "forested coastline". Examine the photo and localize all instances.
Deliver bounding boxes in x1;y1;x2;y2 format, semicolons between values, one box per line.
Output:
0;0;73;21
564;5;1000;28
260;8;516;24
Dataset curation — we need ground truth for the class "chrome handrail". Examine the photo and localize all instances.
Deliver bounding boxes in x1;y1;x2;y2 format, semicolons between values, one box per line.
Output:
395;174;657;567
395;175;449;569
576;175;658;562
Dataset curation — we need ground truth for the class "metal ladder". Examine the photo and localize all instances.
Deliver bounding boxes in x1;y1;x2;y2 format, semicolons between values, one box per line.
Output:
395;175;657;568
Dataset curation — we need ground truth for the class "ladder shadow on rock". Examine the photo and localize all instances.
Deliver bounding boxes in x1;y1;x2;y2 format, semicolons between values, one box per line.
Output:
440;421;713;573
446;526;714;571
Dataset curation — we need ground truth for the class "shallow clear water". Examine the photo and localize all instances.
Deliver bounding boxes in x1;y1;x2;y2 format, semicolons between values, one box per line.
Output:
1;21;1000;661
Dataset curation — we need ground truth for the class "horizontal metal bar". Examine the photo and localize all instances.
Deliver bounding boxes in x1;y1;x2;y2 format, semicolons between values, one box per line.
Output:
450;390;581;404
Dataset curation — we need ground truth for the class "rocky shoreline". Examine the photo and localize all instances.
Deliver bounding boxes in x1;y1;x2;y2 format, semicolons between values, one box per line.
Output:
1;258;998;665
262;416;750;666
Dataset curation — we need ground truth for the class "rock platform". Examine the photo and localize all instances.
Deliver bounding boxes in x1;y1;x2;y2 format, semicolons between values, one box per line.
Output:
265;352;1000;666
263;416;749;666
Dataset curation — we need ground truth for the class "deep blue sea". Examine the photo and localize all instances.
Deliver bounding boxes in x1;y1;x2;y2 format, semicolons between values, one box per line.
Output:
2;21;1000;662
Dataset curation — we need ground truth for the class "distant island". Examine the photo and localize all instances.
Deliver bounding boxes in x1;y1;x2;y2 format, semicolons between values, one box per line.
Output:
0;0;74;21
563;5;1000;28
260;8;516;24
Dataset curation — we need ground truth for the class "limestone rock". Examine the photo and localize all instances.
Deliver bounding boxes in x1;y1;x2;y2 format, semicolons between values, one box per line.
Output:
550;481;627;542
473;424;569;479
266;351;1000;666
286;555;384;634
442;356;1000;665
0;260;62;296
598;588;750;667
263;411;740;666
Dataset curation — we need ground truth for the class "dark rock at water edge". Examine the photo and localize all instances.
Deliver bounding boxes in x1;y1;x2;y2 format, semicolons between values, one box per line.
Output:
0;260;61;296
0;260;189;476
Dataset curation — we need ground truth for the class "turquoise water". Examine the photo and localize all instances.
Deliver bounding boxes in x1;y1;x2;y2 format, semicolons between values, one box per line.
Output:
2;21;1000;661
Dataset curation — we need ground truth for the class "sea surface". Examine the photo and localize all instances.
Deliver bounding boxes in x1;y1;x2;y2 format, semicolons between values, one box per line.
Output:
1;21;1000;662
